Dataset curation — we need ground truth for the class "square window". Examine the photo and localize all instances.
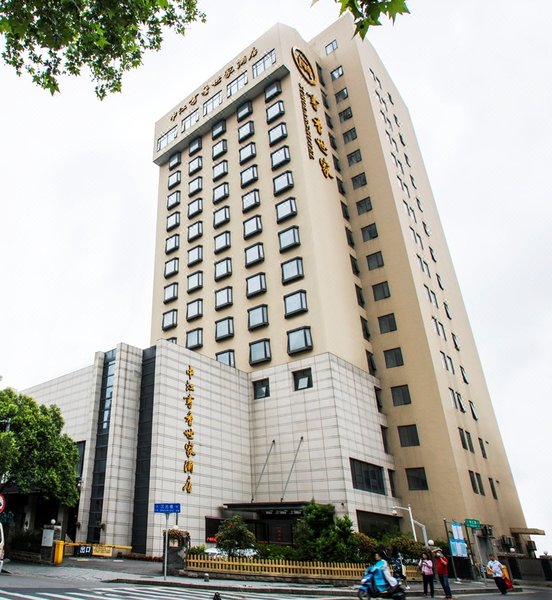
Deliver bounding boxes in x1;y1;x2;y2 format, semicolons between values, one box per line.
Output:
163;282;178;303
343;128;357;143
187;244;202;266
264;79;281;102
362;223;378;241
244;242;264;267
164;258;179;278
271;145;291;169
237;100;253;122
276;197;297;223
398;424;420;447
378;313;396;333
187;270;203;292
186;299;203;321
249;339;271;365
214;257;232;281
166;211;180;231
266;100;285;123
330;65;343;80
367;251;384;270
168;151;181;170
213;206;230;228
215;317;234;340
325;39;338;54
281;257;304;284
168;171;181;190
186;328;203;349
356;197;372;214
352;173;367;189
187;197;202;217
253;378;270;399
391;384;411;406
212;160;228;181
212;139;228;159
214;231;231;253
406;467;428;491
372;281;390;301
273;171;294;195
238;120;255;142
339;107;353;122
216;350;235;367
347;149;361;165
287;326;313;355
243;215;262;239
188;136;202;155
268;123;288;146
242;189;261;212
293;368;313;391
241;164;258;187
384;347;404;368
279;225;300;251
248;304;268;330
215;286;233;310
162;309;177;330
165;233;180;254
246;272;267;297
239;142;256;164
188;156;202;175
284;289;308;317
212;182;230;204
212;119;226;139
187;220;203;241
188;176;202;196
167;190;181;210
335;87;349;103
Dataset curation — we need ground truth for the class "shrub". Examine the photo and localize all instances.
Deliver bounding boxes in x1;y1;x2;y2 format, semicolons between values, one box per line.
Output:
188;544;206;555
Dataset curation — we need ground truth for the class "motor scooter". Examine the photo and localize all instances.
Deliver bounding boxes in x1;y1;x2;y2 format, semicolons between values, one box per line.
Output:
358;569;407;600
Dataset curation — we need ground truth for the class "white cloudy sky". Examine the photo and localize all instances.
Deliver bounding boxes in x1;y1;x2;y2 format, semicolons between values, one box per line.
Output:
1;1;550;553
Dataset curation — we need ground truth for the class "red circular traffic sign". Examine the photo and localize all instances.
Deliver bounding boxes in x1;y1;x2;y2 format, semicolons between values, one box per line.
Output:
0;492;5;513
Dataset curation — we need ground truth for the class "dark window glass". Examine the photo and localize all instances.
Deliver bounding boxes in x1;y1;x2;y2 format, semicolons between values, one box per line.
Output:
253;378;270;399
384;347;404;368
373;281;390;301
367;251;384;270
362;223;378;241
212;119;226;139
293;368;312;391
237;100;253;122
391;385;411;406
398;424;420;447
350;458;386;495
406;467;428;491
378;313;397;334
356;197;372;214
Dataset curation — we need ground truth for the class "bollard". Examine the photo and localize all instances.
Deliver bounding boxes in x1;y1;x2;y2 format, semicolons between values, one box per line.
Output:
53;540;65;565
204;572;209;582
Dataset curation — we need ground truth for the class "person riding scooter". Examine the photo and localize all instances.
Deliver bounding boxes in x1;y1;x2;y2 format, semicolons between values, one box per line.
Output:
358;548;406;600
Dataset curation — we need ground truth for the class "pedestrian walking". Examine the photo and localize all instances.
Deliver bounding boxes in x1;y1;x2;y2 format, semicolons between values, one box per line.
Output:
432;548;453;599
486;554;508;595
390;545;410;589
418;552;434;597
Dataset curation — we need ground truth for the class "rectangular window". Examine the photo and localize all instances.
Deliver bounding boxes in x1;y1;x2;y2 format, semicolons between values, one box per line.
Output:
335;87;349;103
350;458;386;495
214;231;231;253
164;257;179;278
212;119;226;139
187;196;202;217
249;339;271;365
331;65;344;80
163;282;178;303
356;197;372;214
212;160;228;181
187;244;202;266
244;242;264;267
252;48;276;78
372;281;390;300
186;299;202;321
167;171;181;190
266;100;285;123
268;122;288;146
469;400;479;421
182;109;199;132
278;225;300;251
264;79;281;102
188;176;202;196
241;164;258;187
406;467;428;491
367;351;377;376
460;366;469;384
215;286;232;310
346;228;355;248
239;142;256;164
242;189;261;212
338;107;353;122
381;426;389;453
275;197;297;222
253;378;270;399
287;326;313;354
469;470;479;494
284;289;308;317
325;39;338;54
189;136;202;155
351;255;360;276
398;424;420;447
347;149;362;165
458;428;468;450
273;171;294;195
215;317;234;341
271;145;291;169
188;156;202;175
367;251;384;270
212;139;228;159
162;309;178;330
281;257;304;284
238;120;255;142
187;270;203;292
343;127;357;143
216;350;235;367
236;100;253;122
214;257;232;281
165;233;180;254
479;438;488;459
186;327;203;349
378;313;397;334
167;190;181;210
384;347;404;368
489;478;498;500
157;125;178;152
203;91;222;116
187;220;203;241
227;71;248;97
362;223;378;241
246;272;267;297
243;215;262;239
352;172;367;189
248;304;268;330
293;368;312;391
465;430;475;453
360;316;370;340
391;384;411;406
213;206;230;228
168;151;181;170
355;284;364;306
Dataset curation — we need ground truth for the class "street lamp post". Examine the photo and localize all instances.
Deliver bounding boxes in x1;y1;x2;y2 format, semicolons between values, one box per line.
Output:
393;504;429;545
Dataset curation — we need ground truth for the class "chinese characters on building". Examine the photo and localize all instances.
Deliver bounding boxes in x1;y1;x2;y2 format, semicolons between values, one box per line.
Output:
182;365;196;494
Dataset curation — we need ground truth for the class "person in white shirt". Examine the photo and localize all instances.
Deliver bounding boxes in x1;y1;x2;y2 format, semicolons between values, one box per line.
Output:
486;554;508;595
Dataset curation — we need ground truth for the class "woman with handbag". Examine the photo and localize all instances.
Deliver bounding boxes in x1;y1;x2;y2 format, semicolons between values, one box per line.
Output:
418;552;435;597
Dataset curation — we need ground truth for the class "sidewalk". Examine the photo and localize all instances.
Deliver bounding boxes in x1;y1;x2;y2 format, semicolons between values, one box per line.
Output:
2;557;548;596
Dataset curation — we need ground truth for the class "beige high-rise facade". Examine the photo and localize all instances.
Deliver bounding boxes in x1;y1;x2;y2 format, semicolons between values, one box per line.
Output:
150;16;529;553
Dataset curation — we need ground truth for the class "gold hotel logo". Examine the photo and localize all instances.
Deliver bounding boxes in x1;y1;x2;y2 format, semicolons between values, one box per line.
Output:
291;47;316;86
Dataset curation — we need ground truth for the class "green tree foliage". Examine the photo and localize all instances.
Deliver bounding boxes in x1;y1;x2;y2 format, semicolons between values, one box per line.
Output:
214;515;256;557
316;0;410;38
0;388;80;506
0;0;205;98
354;531;378;561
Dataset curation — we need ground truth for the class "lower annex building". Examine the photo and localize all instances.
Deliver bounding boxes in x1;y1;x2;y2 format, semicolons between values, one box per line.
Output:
20;15;535;559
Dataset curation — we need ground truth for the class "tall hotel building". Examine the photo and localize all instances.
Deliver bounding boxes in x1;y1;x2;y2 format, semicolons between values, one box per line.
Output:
149;14;529;553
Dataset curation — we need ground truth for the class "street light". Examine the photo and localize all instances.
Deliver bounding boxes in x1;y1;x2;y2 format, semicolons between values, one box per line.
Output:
392;504;429;545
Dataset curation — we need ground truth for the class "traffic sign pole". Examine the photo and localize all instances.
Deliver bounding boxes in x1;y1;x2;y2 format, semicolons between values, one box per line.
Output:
163;512;169;581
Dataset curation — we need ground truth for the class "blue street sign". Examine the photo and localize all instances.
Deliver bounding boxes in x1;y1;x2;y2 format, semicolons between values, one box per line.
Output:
154;503;181;514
